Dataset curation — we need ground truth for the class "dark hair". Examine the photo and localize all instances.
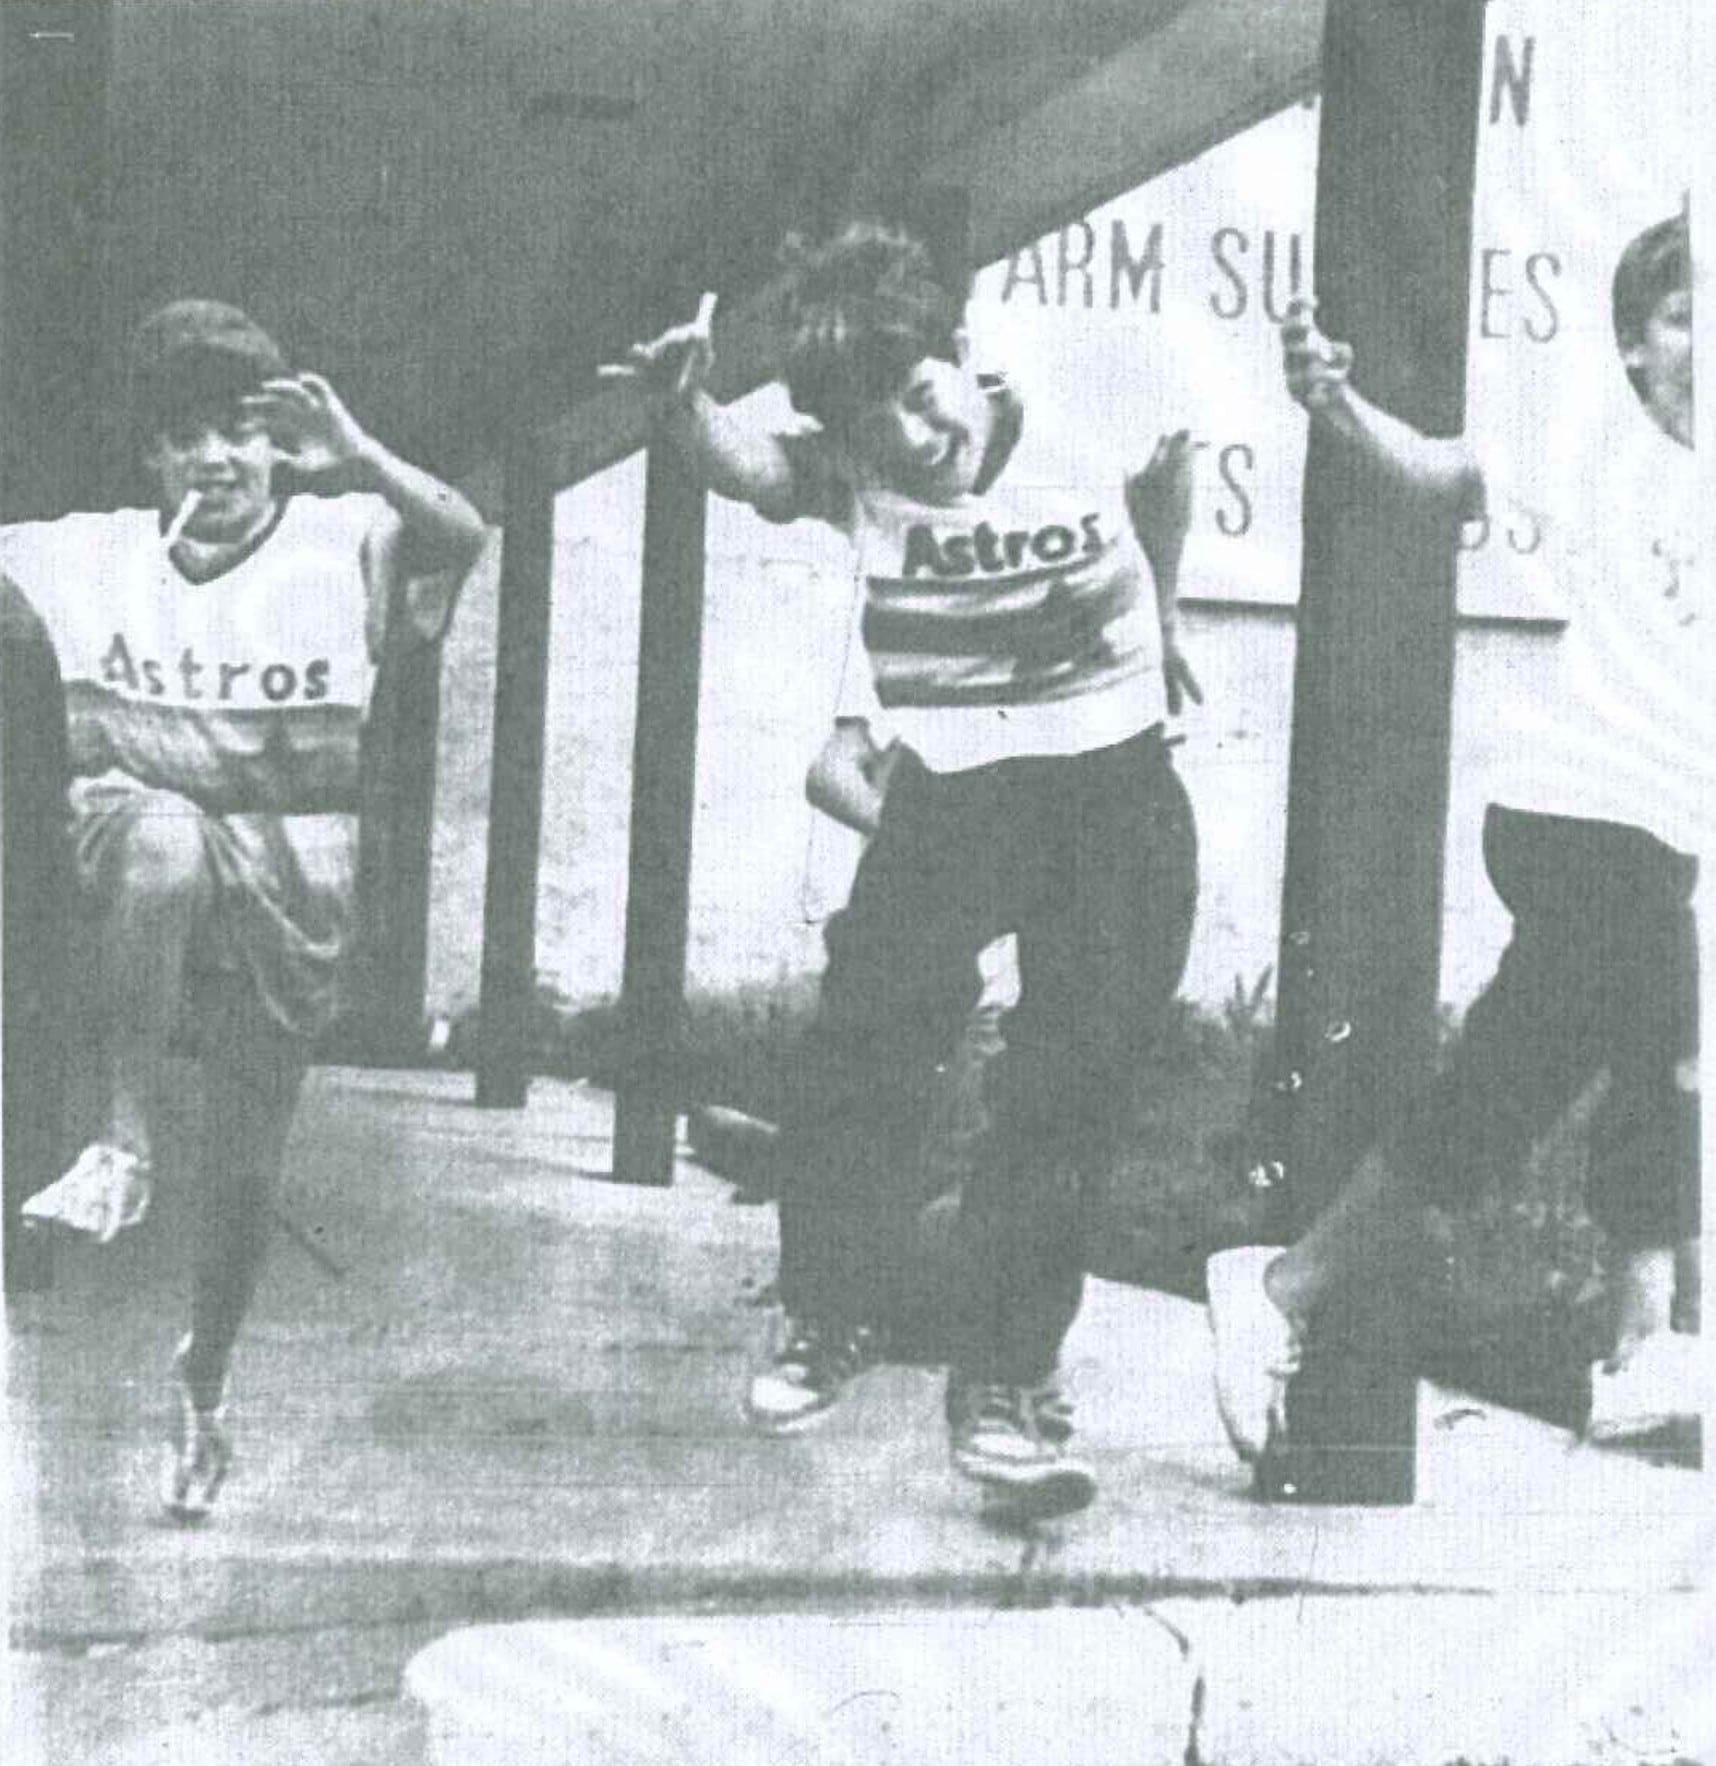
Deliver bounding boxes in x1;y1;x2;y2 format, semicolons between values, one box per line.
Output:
1612;212;1690;399
127;299;286;445
779;222;966;429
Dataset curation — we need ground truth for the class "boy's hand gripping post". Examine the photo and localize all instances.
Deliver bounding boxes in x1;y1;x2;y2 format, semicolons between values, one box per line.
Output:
1281;296;1355;410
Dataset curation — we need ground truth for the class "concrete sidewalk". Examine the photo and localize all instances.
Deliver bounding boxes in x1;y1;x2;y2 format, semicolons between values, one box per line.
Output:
7;1069;1709;1764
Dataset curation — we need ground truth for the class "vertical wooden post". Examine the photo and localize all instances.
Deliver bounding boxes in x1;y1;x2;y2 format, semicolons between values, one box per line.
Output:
1257;0;1486;1504
475;429;555;1108
610;444;708;1184
351;628;441;1059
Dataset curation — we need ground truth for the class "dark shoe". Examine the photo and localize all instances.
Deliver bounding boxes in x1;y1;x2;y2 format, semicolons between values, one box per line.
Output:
743;1318;885;1432
948;1379;1096;1514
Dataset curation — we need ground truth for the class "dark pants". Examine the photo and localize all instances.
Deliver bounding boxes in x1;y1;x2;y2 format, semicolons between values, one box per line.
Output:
777;727;1197;1384
1390;806;1699;1250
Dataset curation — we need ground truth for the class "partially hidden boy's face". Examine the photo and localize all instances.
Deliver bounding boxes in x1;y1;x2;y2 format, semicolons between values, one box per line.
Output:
845;352;996;503
143;402;278;542
1625;283;1693;447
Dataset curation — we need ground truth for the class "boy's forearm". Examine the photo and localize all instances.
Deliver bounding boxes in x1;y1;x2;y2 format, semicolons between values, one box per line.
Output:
352;440;488;575
1311;383;1484;513
1141;536;1185;635
665;392;799;519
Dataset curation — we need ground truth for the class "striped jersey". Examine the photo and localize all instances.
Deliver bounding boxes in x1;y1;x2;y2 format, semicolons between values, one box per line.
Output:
787;382;1167;773
1;494;392;814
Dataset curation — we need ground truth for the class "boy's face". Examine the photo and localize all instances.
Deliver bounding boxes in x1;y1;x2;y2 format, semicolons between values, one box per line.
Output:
1624;284;1693;447
845;350;996;503
143;402;277;541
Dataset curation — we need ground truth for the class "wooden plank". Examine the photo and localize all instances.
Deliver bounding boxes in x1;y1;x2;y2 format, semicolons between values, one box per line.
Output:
1255;0;1487;1504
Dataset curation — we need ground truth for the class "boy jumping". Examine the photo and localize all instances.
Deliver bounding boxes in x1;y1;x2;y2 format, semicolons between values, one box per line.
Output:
612;223;1200;1509
10;300;487;1517
1208;212;1703;1463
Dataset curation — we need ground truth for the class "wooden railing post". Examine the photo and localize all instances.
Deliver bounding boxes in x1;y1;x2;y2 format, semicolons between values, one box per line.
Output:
611;443;708;1184
1256;0;1487;1504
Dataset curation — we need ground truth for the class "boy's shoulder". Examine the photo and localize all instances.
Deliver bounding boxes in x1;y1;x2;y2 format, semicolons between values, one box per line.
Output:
0;507;153;598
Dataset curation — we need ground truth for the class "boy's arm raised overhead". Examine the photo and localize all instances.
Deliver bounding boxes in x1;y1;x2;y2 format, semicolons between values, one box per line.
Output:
243;373;488;579
1281;298;1484;516
600;294;808;524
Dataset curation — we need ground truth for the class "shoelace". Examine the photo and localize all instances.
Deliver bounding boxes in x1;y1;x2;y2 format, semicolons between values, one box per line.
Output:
781;1324;880;1380
962;1381;1028;1434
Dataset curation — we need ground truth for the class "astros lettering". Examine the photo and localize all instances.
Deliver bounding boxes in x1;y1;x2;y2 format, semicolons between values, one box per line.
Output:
99;632;332;703
900;514;1108;579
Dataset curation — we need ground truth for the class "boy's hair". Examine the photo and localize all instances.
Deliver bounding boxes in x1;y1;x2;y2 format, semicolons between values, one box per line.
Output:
128;299;286;444
779;221;966;429
1612;211;1690;396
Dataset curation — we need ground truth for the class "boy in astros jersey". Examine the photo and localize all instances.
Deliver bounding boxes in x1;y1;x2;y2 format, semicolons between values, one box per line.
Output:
612;222;1200;1510
9;300;487;1518
1207;211;1702;1466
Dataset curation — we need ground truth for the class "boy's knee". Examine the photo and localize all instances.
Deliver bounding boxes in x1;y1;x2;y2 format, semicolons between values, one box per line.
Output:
113;803;213;903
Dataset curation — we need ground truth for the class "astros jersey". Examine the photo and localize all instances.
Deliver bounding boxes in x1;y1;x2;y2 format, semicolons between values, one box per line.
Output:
780;371;1167;774
1;494;391;814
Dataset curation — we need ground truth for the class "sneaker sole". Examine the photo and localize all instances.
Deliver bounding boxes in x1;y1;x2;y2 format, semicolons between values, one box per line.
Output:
1586;1411;1688;1446
740;1394;839;1435
954;1453;1098;1514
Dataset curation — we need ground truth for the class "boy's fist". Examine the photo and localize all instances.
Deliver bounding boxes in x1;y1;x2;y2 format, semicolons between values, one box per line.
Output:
1281;297;1354;409
598;291;718;408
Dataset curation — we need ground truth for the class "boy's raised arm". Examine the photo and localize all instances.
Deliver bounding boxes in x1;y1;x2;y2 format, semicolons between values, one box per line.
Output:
1282;298;1484;515
601;296;803;522
243;373;488;577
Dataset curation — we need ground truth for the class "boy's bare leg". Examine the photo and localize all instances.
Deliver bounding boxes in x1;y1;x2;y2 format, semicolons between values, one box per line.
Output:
1262;1148;1422;1328
1608;1247;1677;1362
95;805;214;1162
180;1000;307;1407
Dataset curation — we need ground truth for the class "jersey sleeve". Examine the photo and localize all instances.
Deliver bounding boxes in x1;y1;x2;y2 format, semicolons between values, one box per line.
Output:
350;493;473;659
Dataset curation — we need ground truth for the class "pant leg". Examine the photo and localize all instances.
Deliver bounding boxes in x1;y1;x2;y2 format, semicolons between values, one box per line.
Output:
1388;809;1662;1213
776;755;1005;1330
952;732;1198;1384
1584;867;1700;1253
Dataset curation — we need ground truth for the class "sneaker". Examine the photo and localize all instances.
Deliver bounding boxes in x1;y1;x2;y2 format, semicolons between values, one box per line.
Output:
1206;1246;1303;1462
948;1380;1096;1513
164;1338;232;1522
944;1374;1075;1444
1587;1331;1703;1445
21;1143;152;1243
743;1319;884;1432
1025;1378;1076;1444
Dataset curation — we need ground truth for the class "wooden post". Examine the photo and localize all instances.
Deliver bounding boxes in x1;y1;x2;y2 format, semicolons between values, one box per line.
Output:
1256;0;1486;1504
475;429;555;1108
348;632;442;1060
610;445;708;1184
